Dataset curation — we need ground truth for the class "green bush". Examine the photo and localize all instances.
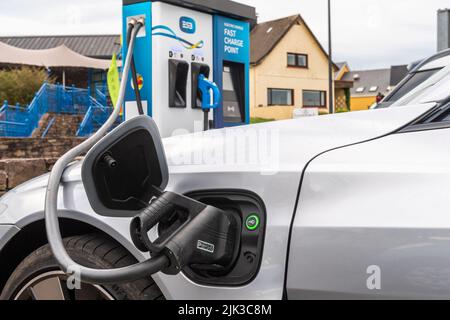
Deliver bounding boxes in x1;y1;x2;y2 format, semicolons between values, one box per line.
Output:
0;67;55;106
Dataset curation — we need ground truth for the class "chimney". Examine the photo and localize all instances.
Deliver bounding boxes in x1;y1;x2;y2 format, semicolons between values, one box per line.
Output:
438;9;450;52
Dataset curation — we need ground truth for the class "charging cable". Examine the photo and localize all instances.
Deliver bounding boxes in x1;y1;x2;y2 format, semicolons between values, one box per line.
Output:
126;18;145;116
44;19;169;285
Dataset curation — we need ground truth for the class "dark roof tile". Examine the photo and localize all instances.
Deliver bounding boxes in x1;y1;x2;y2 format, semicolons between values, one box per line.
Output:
342;69;391;96
251;15;299;65
342;65;409;96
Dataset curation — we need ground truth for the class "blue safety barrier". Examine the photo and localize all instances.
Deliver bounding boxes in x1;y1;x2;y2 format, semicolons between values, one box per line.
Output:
93;83;110;107
76;97;117;137
41;116;56;139
0;83;116;138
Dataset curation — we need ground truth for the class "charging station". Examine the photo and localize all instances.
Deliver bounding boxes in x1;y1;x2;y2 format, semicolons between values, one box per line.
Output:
40;11;265;288
122;0;256;137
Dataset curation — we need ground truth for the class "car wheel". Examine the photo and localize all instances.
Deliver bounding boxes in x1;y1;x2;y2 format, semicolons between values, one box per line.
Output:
0;233;164;300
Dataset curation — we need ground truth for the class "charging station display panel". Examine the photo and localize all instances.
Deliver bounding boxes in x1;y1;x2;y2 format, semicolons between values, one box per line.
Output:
222;61;246;123
214;16;250;128
152;2;213;137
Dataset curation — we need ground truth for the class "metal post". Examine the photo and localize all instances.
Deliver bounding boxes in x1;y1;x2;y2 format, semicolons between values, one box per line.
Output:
328;0;334;114
88;69;92;92
203;110;210;131
3;100;7;121
87;84;91;112
438;9;450;52
71;84;76;113
57;82;61;113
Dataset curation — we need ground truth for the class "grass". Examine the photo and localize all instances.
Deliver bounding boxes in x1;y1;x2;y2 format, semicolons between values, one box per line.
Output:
250;117;275;124
335;108;350;114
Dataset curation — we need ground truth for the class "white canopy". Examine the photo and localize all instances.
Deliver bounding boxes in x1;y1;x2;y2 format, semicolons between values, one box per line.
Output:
0;41;119;70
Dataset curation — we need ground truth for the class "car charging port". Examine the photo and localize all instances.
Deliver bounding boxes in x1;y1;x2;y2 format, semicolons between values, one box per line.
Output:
130;192;240;276
101;153;118;169
183;190;266;287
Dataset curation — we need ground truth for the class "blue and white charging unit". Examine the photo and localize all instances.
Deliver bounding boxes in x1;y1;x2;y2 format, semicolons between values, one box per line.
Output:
122;0;256;137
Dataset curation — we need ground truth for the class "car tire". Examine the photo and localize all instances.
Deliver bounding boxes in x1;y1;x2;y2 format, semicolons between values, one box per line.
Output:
0;233;165;300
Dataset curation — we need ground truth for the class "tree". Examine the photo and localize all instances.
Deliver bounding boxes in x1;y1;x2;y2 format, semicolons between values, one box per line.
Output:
0;67;55;106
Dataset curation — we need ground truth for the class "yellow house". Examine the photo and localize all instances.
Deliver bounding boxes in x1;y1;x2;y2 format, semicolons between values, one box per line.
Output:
250;14;339;121
341;65;408;111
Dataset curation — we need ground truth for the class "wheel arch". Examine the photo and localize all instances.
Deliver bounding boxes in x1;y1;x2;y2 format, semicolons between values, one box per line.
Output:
0;212;146;296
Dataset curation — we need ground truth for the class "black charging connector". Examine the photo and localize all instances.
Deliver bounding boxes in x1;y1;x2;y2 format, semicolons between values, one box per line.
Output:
130;192;240;275
101;153;118;169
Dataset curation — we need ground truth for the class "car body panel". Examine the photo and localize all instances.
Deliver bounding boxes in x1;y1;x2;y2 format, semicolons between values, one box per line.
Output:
0;225;19;251
418;51;450;71
288;127;450;299
0;103;436;299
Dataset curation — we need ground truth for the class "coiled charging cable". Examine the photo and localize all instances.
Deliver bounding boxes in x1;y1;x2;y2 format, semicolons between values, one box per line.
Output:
44;19;170;285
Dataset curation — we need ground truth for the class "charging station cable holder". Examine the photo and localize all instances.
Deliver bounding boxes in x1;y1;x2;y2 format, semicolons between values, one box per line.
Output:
198;74;221;131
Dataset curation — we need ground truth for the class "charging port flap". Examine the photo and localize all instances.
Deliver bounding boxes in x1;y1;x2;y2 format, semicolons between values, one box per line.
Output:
81;116;169;217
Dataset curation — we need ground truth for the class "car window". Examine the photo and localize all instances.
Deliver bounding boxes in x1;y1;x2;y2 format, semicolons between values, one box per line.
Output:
391;64;450;107
437;113;450;122
385;69;441;103
423;101;450;124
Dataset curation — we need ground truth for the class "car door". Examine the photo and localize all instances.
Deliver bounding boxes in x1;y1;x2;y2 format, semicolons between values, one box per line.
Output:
287;102;450;299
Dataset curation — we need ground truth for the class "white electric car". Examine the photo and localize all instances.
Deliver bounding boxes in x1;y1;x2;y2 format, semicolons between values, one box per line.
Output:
1;55;450;300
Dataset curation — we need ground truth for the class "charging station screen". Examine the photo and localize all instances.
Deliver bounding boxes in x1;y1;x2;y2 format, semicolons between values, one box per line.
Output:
222;62;245;123
223;66;234;91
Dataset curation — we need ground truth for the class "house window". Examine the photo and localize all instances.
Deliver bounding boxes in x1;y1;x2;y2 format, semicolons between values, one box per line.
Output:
303;90;326;108
369;86;378;92
356;87;365;93
287;53;308;68
268;88;294;106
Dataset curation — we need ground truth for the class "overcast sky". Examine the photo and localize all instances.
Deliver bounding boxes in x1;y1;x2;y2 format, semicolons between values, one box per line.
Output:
0;0;448;69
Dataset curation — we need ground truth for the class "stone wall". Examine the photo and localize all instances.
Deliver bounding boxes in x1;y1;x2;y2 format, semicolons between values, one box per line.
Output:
0;137;86;196
0;137;85;160
0;158;56;196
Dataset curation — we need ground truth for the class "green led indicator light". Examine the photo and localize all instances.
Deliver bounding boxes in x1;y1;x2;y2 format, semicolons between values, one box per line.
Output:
246;214;260;231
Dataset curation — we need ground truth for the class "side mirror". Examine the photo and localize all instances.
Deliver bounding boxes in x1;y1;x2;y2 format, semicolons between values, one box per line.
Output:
82;116;169;217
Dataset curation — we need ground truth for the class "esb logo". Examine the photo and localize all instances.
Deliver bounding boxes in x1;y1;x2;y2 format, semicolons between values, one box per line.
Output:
180;16;196;34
